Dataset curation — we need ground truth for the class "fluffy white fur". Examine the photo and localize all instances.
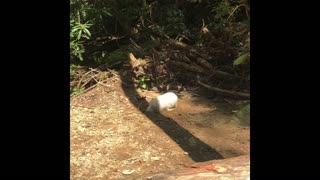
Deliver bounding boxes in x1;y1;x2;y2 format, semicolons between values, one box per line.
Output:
146;92;178;112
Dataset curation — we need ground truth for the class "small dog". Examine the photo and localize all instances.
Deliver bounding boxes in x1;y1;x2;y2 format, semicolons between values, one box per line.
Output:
146;92;178;112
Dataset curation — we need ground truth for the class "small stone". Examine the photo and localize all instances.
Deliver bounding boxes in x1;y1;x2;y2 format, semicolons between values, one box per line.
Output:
151;157;160;161
122;169;135;175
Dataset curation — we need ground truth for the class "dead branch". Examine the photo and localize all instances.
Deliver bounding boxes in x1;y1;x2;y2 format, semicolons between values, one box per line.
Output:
168;60;241;82
77;69;96;89
77;68;103;89
71;79;110;100
198;80;250;99
212;70;241;80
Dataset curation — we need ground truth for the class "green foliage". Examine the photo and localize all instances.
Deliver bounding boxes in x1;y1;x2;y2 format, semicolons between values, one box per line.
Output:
70;64;79;81
164;8;189;37
203;0;250;67
233;52;250;65
135;76;150;89
70;0;145;63
70;0;109;23
212;1;232;25
70;18;92;61
71;20;92;40
234;28;250;66
70;0;114;62
69;0;250;76
70;39;85;61
70;87;84;97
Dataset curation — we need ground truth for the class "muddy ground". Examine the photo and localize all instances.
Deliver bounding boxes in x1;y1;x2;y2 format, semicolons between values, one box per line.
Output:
70;74;250;180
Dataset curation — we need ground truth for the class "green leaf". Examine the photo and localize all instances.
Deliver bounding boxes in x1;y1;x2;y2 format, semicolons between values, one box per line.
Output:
83;28;91;37
77;31;82;40
71;27;80;33
106;12;112;16
233;52;250;65
141;84;147;89
85;24;93;28
79;55;84;61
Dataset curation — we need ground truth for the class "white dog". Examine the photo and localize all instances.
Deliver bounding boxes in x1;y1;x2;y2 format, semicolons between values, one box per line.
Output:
146;92;178;112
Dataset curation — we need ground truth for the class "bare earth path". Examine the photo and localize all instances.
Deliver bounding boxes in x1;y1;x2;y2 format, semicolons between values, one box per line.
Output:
70;75;249;179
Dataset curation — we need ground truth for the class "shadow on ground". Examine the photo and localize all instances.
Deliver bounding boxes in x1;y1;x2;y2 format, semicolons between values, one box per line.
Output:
120;68;224;162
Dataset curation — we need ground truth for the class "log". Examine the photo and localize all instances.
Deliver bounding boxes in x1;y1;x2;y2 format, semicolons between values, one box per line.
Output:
130;155;250;180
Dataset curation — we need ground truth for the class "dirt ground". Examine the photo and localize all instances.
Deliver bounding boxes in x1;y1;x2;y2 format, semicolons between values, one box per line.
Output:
70;74;250;180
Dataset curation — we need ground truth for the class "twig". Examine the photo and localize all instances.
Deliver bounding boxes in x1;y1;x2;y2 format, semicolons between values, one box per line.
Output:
227;4;246;21
129;38;143;52
71;79;109;100
71;83;98;100
77;69;97;89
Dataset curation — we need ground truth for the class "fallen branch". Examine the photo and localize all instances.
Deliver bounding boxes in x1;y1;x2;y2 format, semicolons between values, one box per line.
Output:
71;79;109;100
70;68;117;99
212;70;241;80
168;61;241;82
197;80;250;99
76;68;101;89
